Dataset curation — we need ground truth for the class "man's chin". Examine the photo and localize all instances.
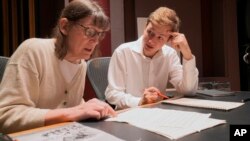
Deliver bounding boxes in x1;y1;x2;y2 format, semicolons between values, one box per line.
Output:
143;47;151;55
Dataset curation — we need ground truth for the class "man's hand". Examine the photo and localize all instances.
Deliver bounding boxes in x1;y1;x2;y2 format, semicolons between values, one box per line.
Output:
139;87;164;106
167;32;193;60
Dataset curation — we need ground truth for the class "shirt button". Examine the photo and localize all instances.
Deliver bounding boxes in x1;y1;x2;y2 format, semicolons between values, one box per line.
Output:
63;101;67;105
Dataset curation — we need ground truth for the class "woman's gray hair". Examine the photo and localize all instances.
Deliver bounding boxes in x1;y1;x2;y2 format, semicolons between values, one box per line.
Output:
52;0;110;59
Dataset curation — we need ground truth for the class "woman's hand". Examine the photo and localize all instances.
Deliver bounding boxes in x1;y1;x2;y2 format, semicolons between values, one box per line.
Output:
45;98;116;125
67;98;117;121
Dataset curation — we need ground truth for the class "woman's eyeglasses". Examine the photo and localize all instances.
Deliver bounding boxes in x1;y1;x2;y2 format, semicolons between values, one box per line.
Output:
76;23;106;40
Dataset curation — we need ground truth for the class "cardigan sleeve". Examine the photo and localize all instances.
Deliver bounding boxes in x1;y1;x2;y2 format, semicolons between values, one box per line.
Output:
0;40;49;134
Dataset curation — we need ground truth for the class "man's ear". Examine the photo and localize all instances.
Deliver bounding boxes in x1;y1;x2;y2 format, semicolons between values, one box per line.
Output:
243;45;250;64
58;18;69;35
243;53;249;64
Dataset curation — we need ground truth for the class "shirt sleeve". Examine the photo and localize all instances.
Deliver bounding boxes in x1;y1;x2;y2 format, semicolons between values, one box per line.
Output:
169;54;199;96
105;50;141;109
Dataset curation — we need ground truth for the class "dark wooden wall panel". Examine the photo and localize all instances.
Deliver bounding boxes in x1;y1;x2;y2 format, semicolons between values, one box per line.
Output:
1;0;36;56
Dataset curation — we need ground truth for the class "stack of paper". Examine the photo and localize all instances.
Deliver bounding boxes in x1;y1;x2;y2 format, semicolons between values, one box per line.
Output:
162;98;244;111
106;108;225;140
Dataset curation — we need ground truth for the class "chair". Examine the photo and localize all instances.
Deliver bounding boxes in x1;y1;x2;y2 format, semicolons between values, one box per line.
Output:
0;56;9;82
87;57;111;101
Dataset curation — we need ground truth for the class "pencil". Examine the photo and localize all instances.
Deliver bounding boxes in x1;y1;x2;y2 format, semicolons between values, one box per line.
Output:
158;92;169;99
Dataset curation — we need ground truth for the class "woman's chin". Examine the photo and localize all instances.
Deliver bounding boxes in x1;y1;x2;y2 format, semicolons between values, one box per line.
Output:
83;54;91;60
83;56;90;60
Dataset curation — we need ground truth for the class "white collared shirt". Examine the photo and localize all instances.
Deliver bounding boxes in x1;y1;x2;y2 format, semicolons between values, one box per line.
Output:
105;37;199;109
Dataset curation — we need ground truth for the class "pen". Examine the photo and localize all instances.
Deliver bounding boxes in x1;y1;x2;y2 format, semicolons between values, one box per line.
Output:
147;88;169;99
241;98;250;103
158;92;169;99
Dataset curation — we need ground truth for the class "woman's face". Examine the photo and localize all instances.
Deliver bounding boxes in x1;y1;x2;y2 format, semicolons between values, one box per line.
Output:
65;16;105;62
142;22;172;58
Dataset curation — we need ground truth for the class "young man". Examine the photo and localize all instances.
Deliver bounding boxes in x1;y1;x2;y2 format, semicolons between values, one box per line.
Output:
105;7;199;109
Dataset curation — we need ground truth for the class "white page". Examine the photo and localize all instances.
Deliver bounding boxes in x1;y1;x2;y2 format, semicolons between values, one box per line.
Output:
106;108;225;140
194;118;226;132
163;98;244;111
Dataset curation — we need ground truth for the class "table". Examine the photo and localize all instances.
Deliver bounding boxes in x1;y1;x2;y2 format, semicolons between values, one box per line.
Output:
10;91;250;141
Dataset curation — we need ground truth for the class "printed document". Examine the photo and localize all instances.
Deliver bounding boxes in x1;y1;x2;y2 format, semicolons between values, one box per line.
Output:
13;122;124;141
106;108;225;140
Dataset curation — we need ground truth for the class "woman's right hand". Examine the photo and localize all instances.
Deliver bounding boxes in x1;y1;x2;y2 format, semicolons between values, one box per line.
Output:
45;98;117;125
67;98;117;121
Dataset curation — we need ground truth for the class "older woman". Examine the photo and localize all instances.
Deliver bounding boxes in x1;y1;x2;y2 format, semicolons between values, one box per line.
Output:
0;0;116;134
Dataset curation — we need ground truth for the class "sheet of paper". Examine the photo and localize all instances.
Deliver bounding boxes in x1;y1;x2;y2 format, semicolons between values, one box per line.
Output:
13;122;124;141
106;108;225;140
162;98;244;111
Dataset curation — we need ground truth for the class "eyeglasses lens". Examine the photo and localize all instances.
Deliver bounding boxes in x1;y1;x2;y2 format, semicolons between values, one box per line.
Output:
83;26;106;40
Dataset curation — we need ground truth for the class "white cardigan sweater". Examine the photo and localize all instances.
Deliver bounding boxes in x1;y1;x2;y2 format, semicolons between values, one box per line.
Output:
0;38;86;133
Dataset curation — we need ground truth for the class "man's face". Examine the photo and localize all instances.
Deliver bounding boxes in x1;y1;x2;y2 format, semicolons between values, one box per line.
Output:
142;22;172;58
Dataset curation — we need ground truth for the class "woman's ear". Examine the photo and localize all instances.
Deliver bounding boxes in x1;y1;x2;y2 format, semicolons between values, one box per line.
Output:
58;18;69;35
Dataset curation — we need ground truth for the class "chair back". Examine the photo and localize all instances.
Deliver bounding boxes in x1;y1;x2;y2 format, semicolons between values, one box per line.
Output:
0;56;9;81
87;57;111;100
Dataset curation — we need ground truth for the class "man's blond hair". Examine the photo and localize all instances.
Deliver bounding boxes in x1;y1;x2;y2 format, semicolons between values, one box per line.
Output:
147;7;180;32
